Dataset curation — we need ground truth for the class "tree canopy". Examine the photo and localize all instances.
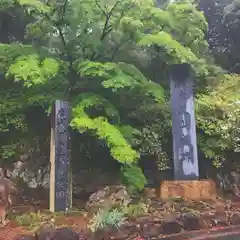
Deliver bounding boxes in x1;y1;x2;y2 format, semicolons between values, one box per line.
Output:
0;0;239;189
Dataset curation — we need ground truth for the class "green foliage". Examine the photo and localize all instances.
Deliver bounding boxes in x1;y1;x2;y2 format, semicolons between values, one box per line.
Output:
18;0;50;13
14;211;42;227
1;0;239;188
222;0;240;69
0;43;34;72
196;74;240;166
121;164;147;192
70;93;139;164
7;55;60;87
72;93;120;122
0;0;15;9
139;31;198;64
124;202;149;218
88;208;125;232
76;61;165;102
71;116;139;164
167;1;208;55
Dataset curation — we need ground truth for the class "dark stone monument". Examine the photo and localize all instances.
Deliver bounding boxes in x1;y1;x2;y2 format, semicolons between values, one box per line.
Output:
50;100;70;212
169;63;199;180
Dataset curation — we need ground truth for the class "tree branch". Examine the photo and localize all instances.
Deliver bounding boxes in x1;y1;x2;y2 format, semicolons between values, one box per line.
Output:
91;0;121;60
110;40;129;61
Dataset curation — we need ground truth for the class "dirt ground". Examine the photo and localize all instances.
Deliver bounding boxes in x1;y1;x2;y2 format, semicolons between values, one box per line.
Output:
1;193;240;240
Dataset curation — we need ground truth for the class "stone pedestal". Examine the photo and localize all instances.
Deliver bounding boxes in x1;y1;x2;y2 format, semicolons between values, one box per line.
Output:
160;180;216;200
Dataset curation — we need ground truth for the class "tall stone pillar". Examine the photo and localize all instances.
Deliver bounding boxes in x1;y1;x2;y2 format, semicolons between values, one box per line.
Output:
49;100;71;212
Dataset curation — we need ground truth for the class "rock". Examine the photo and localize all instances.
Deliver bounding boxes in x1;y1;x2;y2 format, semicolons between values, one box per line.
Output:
200;211;215;228
36;224;56;240
93;226;113;240
159;214;182;235
198;215;210;229
212;213;227;227
210;203;228;227
85;185;131;212
230;212;240;225
160;180;217;201
181;212;201;230
214;203;225;214
36;226;79;240
110;229;130;240
78;230;91;240
53;228;79;240
225;200;232;211
141;223;161;238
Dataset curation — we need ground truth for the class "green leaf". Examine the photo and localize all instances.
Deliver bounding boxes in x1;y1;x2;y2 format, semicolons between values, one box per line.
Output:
6;55;60;87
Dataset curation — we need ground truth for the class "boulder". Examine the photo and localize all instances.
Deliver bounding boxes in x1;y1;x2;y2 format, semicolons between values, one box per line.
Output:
200;211;215;228
181;212;201;230
141;223;161;238
159;214;182;235
212;213;228;227
35;224;56;240
85;185;131;212
53;228;79;240
36;226;79;240
230;212;240;225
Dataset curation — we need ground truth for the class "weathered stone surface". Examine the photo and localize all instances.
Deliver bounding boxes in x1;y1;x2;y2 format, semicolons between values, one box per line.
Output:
212;212;228;227
214;203;226;214
36;226;79;240
200;211;215;228
141;223;161;238
85;185;131;212
198;217;210;229
181;212;201;230
110;229;130;240
35;224;56;239
160;180;217;200
159;214;182;235
230;212;240;225
52;228;79;240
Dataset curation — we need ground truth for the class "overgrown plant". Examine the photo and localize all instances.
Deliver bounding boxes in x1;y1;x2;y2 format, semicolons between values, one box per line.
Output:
14;211;42;228
88;208;125;232
125;202;149;218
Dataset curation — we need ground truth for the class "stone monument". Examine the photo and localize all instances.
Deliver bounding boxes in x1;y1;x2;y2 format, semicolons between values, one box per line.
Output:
49;100;71;212
170;63;199;180
160;64;216;200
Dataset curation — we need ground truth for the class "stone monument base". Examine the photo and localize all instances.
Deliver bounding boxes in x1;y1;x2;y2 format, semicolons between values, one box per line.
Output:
160;180;217;201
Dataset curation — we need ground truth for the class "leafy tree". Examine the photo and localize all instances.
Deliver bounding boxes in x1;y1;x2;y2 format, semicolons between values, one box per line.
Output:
196;73;240;168
198;0;240;73
1;0;233;188
221;0;240;72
